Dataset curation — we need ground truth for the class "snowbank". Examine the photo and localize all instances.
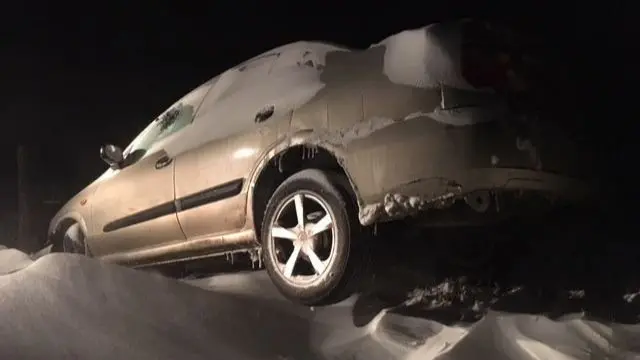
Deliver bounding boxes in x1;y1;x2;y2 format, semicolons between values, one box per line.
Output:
0;245;33;274
190;272;640;360
0;251;317;360
2;247;639;360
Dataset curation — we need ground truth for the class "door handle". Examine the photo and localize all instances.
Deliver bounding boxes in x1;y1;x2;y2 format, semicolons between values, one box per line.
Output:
155;156;173;170
254;105;275;123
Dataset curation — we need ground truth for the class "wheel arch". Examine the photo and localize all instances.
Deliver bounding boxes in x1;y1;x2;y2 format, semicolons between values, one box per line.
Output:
247;132;363;242
48;212;89;249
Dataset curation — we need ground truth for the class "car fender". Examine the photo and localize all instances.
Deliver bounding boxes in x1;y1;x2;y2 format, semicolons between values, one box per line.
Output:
245;130;363;225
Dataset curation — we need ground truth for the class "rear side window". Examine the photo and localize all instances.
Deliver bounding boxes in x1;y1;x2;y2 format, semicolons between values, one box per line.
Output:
188;53;279;139
214;53;279;100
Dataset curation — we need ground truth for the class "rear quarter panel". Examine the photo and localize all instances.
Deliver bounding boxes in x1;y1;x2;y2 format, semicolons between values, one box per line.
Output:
290;44;444;204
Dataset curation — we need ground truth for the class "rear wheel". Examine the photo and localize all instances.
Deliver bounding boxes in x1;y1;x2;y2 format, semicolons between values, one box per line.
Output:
261;169;367;305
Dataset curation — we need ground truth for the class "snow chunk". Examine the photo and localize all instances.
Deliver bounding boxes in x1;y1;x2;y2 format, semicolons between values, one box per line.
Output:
307;117;397;147
358;190;459;226
374;22;474;90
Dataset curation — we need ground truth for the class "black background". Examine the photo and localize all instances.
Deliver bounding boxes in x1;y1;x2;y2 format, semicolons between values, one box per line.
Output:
0;0;633;246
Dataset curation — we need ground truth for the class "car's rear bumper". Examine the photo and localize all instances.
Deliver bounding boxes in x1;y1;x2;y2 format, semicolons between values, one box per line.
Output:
357;167;594;226
454;168;591;200
334;110;595;226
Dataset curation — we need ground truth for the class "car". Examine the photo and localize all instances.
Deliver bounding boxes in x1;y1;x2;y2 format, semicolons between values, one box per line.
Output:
48;19;591;305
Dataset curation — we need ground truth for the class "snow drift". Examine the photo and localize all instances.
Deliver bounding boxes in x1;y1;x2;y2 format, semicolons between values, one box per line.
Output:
2;247;639;360
0;252;317;360
0;245;33;274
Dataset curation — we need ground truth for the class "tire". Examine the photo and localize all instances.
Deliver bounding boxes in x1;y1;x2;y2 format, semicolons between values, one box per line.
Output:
260;168;367;305
52;223;87;255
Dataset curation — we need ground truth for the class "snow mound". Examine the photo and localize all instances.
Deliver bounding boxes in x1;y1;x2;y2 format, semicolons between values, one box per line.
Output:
2;247;639;360
431;312;640;360
0;252;317;360
0;245;33;274
373;21;473;90
190;271;640;360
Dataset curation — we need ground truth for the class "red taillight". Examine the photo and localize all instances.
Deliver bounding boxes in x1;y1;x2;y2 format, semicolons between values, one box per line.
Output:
460;21;530;93
462;50;512;90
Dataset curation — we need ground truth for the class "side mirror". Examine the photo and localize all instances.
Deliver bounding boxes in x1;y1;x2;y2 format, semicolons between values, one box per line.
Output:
100;144;124;169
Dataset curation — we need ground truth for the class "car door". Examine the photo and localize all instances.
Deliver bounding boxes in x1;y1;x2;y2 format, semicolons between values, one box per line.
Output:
171;45;331;241
88;83;213;257
171;53;286;241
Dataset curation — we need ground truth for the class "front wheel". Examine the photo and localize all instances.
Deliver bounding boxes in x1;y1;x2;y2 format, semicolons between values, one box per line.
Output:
261;169;366;305
52;223;87;255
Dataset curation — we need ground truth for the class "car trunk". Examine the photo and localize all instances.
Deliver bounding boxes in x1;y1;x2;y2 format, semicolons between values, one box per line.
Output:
439;20;593;180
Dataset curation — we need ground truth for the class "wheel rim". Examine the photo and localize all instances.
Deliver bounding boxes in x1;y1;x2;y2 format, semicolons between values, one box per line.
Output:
62;223;85;254
268;191;338;288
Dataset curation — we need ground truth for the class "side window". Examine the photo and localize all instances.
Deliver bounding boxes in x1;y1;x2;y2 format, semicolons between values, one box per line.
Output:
154;102;195;143
214;53;279;101
122;81;213;164
195;54;278;123
128;103;194;154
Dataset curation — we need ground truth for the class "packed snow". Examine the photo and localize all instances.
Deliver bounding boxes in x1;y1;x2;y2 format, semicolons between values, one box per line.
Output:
374;21;474;90
0;245;33;274
3;241;639;360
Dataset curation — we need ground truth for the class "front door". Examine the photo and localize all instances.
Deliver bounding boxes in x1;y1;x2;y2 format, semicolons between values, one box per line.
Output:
89;149;182;256
88;81;214;257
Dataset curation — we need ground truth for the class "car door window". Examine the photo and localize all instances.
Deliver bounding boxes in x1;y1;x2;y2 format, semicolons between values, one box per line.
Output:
121;81;214;165
121;103;193;163
186;55;278;143
153;102;196;144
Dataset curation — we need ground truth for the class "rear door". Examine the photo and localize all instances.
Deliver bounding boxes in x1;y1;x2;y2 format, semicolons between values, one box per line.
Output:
171;53;285;240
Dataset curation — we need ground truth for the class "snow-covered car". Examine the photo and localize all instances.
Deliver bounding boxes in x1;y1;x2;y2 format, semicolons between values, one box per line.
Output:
48;20;591;305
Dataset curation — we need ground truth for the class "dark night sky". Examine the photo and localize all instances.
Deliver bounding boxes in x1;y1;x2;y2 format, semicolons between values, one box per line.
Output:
0;1;632;196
